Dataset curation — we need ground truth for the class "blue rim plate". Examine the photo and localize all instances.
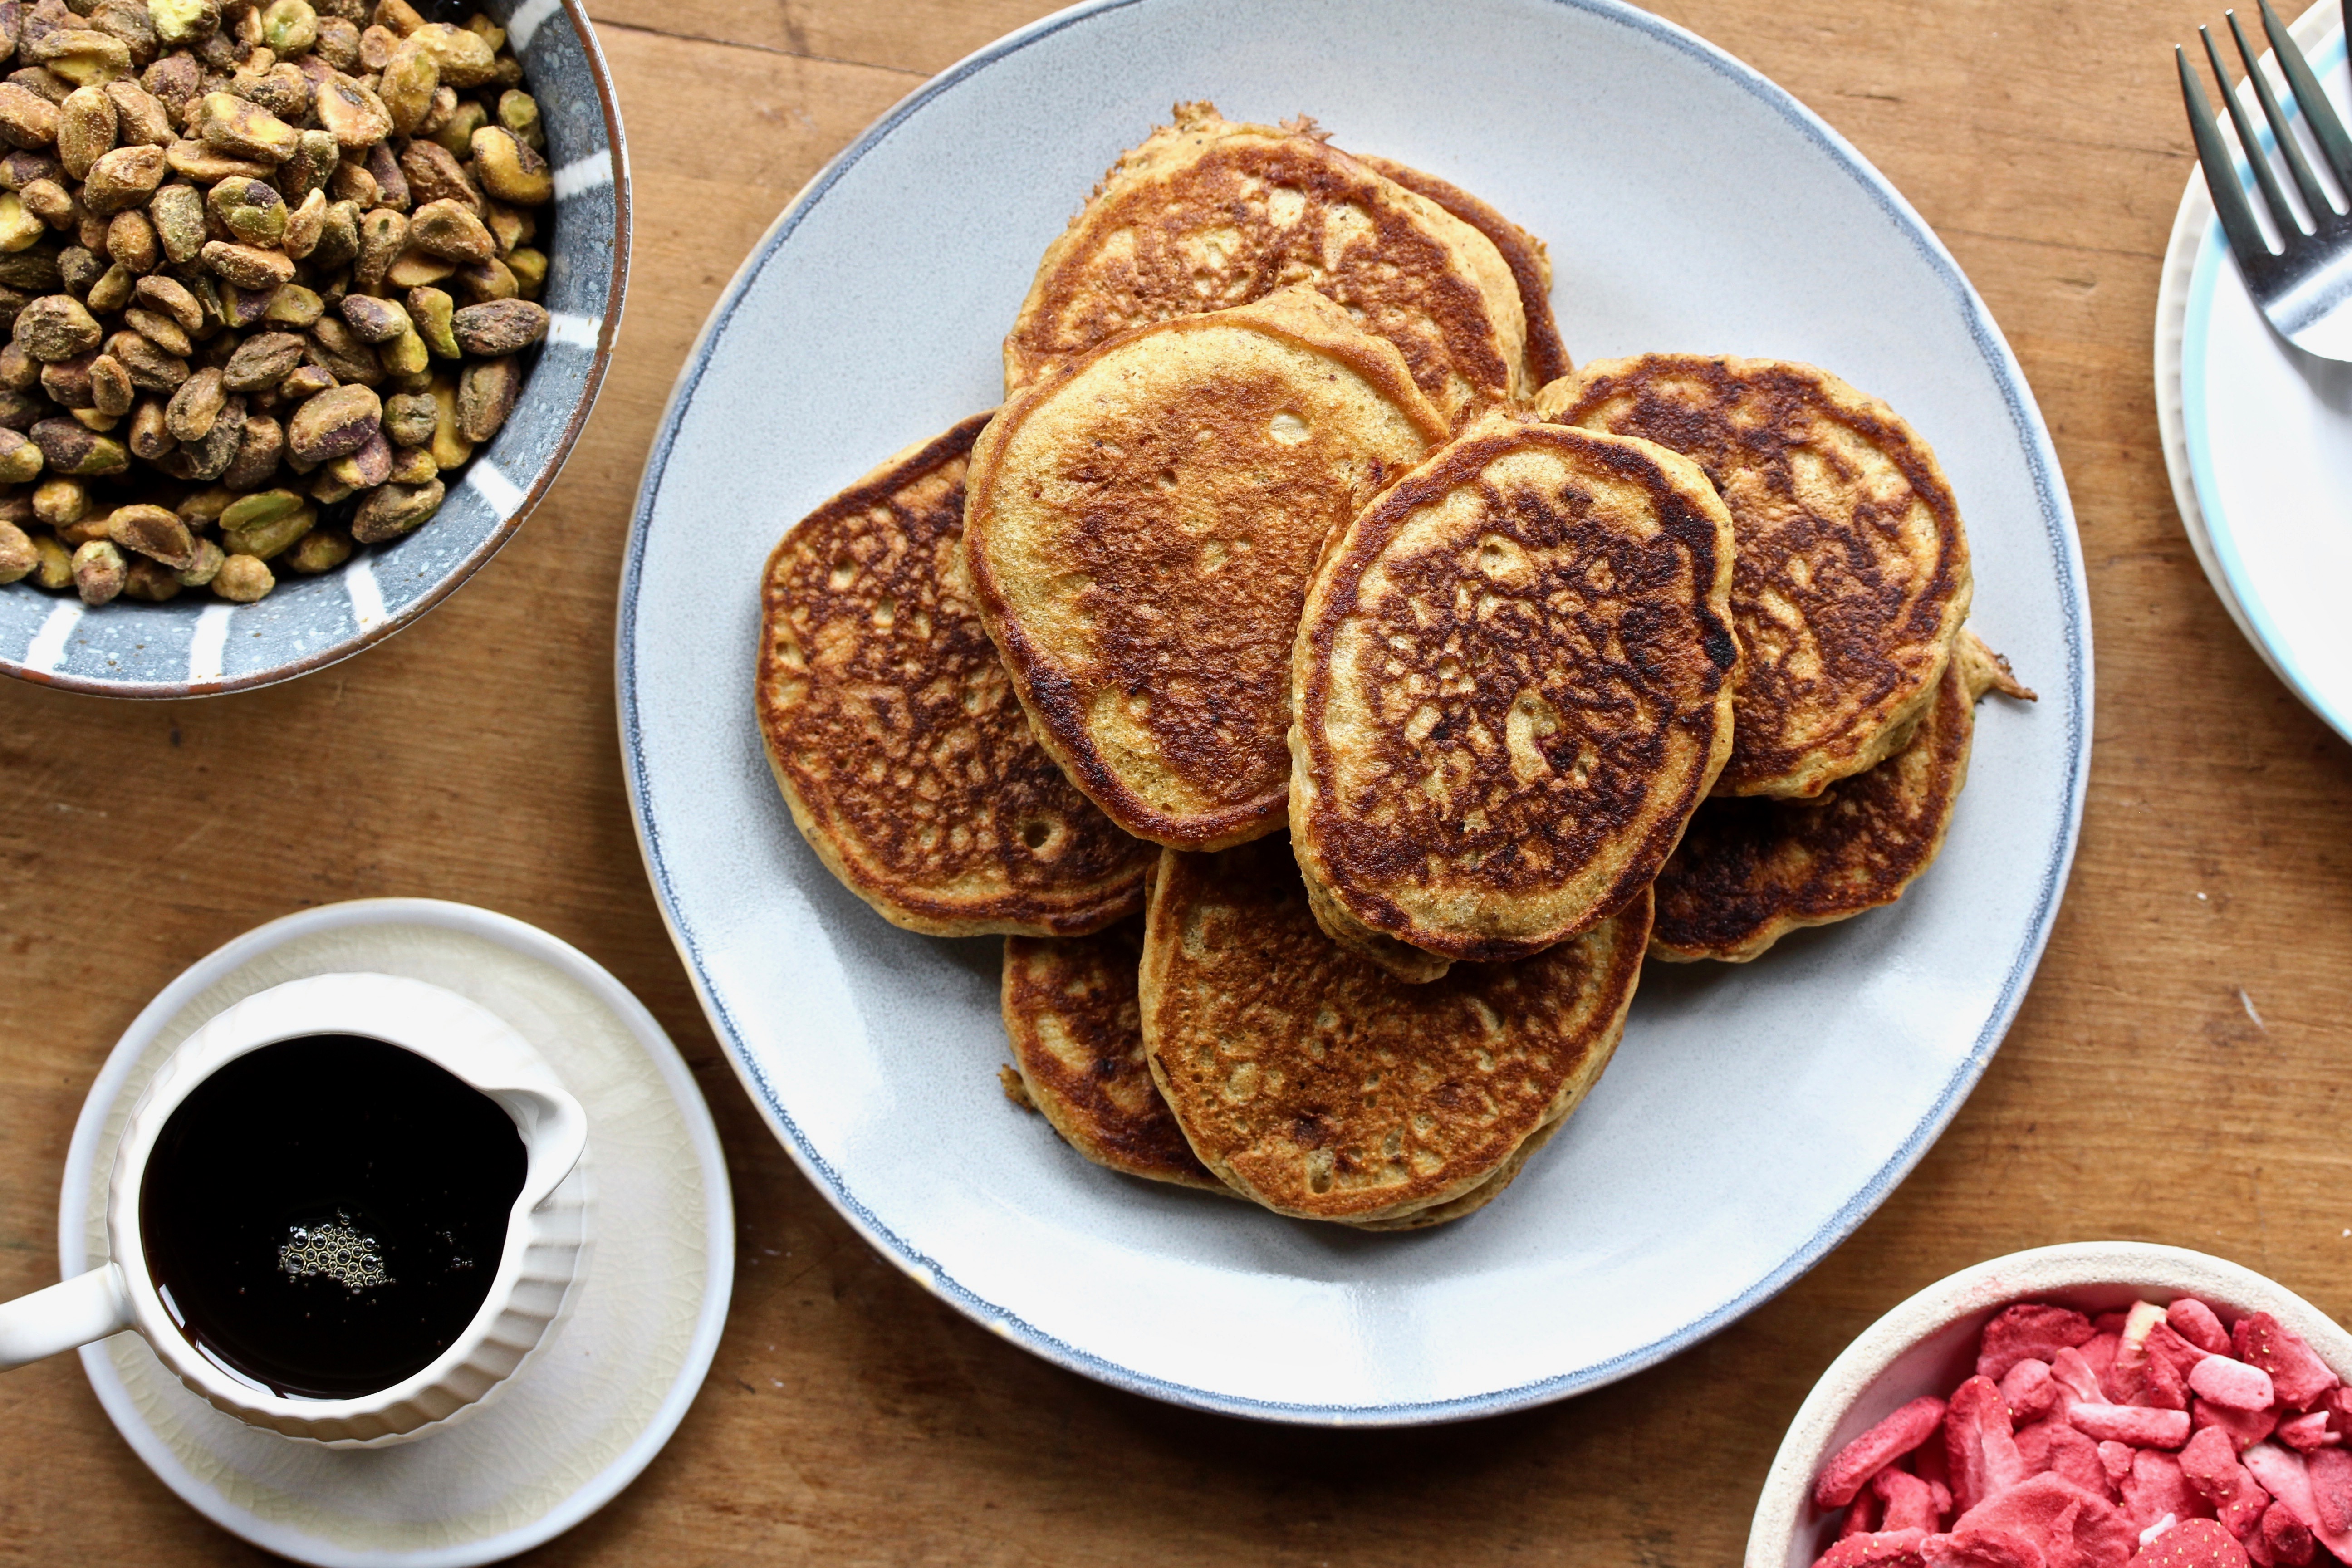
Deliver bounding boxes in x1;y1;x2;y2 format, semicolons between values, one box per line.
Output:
618;0;2091;1425
0;0;630;699
2165;4;2352;744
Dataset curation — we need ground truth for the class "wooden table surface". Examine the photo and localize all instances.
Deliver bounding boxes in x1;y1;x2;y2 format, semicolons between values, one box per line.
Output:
3;0;2345;1561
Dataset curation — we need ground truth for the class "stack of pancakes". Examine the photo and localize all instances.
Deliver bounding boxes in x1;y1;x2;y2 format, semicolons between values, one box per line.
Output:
755;103;2034;1230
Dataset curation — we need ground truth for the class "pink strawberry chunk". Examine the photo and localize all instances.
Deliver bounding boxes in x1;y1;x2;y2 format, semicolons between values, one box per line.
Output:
1878;1467;1949;1534
2258;1502;2314;1568
1951;1377;2032;1515
2238;1445;2318;1536
2147;1324;2212;1387
2053;1349;2107;1406
2297;1446;2352;1559
2071;1403;2194;1450
1817;1529;1931;1568
2232;1317;2339;1413
2169;1301;2233;1357
1954;1472;2138;1568
1981;1306;2099;1382
2122;1452;2202;1534
2125;1518;2250;1568
2274;1413;2335;1454
1819;1398;1953;1509
2192;1399;2279;1454
1922;1528;2052;1568
2189;1358;2278;1414
2005;1360;2062;1426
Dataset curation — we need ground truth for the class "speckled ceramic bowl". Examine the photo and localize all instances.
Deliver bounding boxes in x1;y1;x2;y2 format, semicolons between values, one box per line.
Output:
1746;1242;2352;1568
0;0;628;698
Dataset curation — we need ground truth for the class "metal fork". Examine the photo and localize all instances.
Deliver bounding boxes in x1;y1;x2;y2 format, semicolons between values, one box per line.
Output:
2179;0;2352;360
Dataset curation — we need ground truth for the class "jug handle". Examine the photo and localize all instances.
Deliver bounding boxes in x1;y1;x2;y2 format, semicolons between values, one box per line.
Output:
0;1266;131;1372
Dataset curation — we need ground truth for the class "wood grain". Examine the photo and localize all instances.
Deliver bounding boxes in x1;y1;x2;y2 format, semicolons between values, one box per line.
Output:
5;1;2349;1563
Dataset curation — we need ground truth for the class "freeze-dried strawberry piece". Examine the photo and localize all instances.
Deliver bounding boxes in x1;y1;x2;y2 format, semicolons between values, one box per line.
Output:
2193;1399;2280;1454
2297;1446;2352;1559
1818;1529;1931;1568
1922;1528;2051;1568
1821;1399;1955;1509
2122;1452;2201;1534
2102;1443;2140;1485
2124;1518;2250;1568
2258;1502;2314;1568
1846;1488;1887;1539
2053;1426;2117;1499
2320;1389;2352;1444
2274;1413;2335;1454
2190;1359;2279;1414
1880;1468;1949;1534
2180;1429;2271;1535
2087;1335;2123;1391
2055;1350;2109;1407
1982;1306;2100;1382
2007;1360;2063;1426
1954;1473;2137;1568
2171;1301;2233;1358
1952;1377;2032;1515
2072;1404;2195;1449
2147;1324;2212;1387
2238;1446;2319;1537
2232;1317;2339;1413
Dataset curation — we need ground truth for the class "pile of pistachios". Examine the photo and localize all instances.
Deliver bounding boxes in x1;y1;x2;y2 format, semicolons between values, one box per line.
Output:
0;0;555;606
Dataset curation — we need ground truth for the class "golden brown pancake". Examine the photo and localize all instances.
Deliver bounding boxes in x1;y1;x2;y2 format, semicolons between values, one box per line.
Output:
1352;152;1570;390
1000;922;1226;1192
1290;416;1740;972
965;287;1450;852
1004;102;1526;424
1140;838;1648;1226
1536;356;1972;799
757;414;1154;936
1650;631;2034;962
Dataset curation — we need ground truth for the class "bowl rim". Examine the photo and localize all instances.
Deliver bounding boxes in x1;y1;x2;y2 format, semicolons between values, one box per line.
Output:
1744;1240;2352;1568
0;0;632;701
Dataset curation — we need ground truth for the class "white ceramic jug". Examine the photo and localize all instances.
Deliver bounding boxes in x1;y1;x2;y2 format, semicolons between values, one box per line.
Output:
0;972;590;1446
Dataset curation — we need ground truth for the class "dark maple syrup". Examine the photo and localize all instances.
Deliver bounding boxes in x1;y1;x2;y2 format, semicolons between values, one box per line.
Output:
140;1034;527;1399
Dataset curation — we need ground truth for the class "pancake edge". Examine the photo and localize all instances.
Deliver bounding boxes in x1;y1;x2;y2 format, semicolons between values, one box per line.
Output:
755;412;1146;939
1534;353;1973;800
1003;103;1529;412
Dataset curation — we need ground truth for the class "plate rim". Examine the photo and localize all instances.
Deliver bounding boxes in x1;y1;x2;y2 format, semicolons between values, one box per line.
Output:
54;897;735;1567
615;0;2093;1425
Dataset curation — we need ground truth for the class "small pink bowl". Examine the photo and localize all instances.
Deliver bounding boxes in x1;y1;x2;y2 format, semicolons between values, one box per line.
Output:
1745;1242;2352;1568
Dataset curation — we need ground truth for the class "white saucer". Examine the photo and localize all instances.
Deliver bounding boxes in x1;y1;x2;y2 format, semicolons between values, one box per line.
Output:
2156;0;2352;740
55;900;733;1568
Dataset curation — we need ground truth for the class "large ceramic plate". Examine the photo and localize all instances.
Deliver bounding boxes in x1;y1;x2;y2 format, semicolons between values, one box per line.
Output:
619;0;2091;1423
2156;0;2352;742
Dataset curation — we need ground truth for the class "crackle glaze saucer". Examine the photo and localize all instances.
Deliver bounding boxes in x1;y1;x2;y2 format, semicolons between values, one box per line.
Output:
58;899;730;1567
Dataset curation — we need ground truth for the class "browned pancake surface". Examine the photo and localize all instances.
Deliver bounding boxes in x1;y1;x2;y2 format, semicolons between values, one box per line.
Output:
1651;631;2024;961
1004;103;1524;423
966;290;1447;851
1141;838;1647;1224
757;414;1154;936
1355;153;1570;389
1539;356;1971;799
1292;419;1739;965
1001;923;1225;1191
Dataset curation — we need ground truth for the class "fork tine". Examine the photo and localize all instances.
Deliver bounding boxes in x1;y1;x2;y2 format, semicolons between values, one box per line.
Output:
2230;10;2337;220
2259;0;2352;191
2182;44;2278;261
2204;25;2302;236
